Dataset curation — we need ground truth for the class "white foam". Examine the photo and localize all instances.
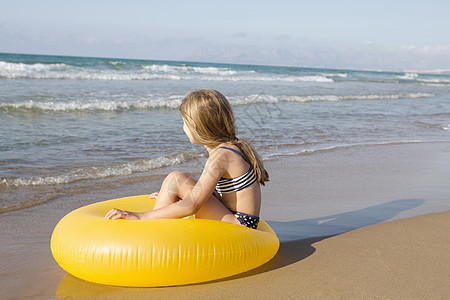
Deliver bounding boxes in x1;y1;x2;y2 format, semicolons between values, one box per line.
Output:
109;61;125;65
140;65;334;82
396;72;450;85
283;95;340;102
0;94;278;112
323;73;348;78
230;94;279;105
398;72;419;80
0;61;69;78
1;153;191;187
282;93;434;103
198;74;333;82
264;140;450;159
418;78;450;84
1;92;434;113
0;97;183;112
0;60;334;82
143;64;240;76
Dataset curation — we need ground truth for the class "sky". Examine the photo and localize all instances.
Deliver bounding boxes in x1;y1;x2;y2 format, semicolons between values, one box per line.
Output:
1;0;450;70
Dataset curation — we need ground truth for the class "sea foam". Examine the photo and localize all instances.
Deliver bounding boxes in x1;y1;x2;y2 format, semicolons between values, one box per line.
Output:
282;93;434;103
0;93;434;113
0;60;333;82
0;98;183;112
1;153;191;187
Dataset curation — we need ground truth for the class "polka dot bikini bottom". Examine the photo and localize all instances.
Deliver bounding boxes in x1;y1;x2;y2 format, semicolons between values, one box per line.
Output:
231;211;260;229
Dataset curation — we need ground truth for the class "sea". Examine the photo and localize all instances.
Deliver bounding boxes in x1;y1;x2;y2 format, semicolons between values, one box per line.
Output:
1;53;450;213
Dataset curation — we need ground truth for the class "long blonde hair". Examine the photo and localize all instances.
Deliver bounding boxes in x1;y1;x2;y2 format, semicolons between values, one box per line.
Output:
179;89;269;185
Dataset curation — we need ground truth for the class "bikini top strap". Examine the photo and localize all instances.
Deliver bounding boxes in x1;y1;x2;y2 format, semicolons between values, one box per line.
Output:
217;146;251;165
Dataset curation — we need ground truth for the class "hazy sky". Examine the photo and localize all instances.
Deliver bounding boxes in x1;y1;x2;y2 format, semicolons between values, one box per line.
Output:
2;0;449;70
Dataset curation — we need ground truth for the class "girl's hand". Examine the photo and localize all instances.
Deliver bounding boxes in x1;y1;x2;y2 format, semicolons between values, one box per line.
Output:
105;208;140;220
149;192;159;199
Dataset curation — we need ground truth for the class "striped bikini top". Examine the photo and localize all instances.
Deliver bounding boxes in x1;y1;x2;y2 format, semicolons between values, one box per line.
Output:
215;146;257;194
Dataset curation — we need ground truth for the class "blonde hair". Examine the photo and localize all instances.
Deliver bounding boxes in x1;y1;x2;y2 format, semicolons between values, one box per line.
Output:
179;89;269;185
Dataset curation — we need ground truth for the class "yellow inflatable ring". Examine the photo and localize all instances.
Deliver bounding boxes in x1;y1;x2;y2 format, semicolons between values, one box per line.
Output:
51;195;279;287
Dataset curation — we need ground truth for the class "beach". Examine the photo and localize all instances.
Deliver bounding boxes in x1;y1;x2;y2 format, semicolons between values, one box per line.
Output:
1;141;449;299
1;53;450;299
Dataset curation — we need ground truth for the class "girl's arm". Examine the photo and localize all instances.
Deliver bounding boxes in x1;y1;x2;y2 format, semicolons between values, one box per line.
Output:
105;151;226;220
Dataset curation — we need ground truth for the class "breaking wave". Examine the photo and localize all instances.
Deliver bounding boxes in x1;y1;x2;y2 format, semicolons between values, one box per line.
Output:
0;93;435;113
1;153;192;187
0;61;334;82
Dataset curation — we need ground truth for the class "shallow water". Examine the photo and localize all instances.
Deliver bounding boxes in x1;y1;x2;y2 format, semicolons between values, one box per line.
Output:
1;53;450;212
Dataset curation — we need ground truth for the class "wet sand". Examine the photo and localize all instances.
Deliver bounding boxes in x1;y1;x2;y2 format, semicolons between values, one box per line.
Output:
1;142;450;299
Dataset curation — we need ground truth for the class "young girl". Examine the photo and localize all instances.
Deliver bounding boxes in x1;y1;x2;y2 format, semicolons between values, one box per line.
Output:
105;89;269;229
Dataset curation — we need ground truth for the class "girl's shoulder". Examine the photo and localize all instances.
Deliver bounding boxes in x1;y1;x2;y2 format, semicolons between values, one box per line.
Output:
215;144;244;159
214;144;251;166
216;144;241;153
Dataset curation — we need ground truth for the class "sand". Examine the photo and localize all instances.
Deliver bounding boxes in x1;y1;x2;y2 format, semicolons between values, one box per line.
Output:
1;142;450;299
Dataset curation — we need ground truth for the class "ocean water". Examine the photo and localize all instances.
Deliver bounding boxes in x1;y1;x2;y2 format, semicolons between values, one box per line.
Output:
1;53;450;213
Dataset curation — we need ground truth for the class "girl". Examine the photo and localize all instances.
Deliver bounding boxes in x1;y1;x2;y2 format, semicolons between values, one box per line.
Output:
105;89;269;229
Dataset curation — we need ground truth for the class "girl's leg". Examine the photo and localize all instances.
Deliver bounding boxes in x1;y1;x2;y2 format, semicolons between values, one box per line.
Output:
152;171;240;225
152;170;190;210
195;193;241;225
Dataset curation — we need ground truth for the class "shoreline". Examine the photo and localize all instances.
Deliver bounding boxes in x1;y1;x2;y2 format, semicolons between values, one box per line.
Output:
1;141;449;299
